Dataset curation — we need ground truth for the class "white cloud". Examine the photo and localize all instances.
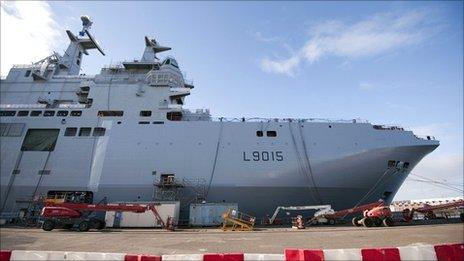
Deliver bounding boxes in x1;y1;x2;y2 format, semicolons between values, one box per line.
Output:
1;1;61;76
260;56;300;77
260;9;441;76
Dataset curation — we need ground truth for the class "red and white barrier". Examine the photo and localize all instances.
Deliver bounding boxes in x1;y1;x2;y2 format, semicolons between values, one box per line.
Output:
4;250;126;260
0;243;462;261
284;243;463;261
124;254;162;261
243;254;284;260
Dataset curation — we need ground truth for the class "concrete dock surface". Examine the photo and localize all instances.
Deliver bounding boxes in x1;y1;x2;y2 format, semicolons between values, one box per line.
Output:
1;223;463;255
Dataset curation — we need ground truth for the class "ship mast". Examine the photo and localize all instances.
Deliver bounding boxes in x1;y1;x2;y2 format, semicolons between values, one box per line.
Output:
141;36;171;62
57;16;105;75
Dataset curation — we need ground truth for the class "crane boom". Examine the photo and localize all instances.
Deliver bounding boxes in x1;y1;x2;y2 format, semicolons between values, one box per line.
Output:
322;201;384;219
415;200;464;213
42;202;165;228
269;205;332;224
403;199;464;221
45;202;147;212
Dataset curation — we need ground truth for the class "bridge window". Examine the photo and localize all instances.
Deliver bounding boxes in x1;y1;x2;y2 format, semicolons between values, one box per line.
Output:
140;110;152;117
25;70;31;77
70;110;82;117
78;127;91;137
17;111;29;117
93;127;106;136
30;111;42;117
44;111;55;117
21;129;60;151
0;111;16;117
98;110;123;117
266;131;277;137
57;111;68;117
256;131;263;137
64;127;77;136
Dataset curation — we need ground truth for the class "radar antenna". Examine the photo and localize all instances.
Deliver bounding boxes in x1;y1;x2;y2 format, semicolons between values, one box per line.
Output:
79;15;93;36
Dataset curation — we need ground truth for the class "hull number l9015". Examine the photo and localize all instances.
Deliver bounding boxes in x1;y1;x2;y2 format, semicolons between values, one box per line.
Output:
243;151;283;161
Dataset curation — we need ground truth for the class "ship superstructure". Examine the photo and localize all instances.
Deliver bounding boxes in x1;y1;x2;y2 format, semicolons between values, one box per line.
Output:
0;17;439;221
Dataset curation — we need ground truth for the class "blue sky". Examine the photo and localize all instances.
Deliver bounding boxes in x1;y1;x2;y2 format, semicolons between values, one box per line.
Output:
1;1;463;200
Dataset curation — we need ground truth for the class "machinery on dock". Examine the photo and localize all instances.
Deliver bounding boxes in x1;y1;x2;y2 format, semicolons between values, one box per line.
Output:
221;209;255;231
40;191;170;231
41;201;167;231
310;201;386;226
351;205;393;227
266;201;388;227
267;205;333;225
402;199;464;222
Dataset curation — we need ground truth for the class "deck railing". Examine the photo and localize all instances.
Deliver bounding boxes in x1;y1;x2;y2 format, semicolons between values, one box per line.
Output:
210;117;369;124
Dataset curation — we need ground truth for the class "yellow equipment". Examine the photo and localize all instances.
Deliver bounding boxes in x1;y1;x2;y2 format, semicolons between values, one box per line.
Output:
221;209;255;231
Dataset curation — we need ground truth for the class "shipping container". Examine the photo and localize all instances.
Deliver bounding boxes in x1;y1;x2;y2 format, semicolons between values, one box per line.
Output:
105;201;180;228
189;203;238;226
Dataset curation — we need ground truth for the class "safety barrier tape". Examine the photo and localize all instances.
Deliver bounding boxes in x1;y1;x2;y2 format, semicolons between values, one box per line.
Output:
0;243;462;261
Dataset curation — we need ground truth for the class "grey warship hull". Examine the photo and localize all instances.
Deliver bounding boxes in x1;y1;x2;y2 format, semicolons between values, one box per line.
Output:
0;16;439;220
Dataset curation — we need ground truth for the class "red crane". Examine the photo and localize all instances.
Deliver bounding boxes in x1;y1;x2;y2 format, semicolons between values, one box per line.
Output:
323;201;384;220
351;205;393;227
311;201;385;226
402;199;464;222
41;201;167;232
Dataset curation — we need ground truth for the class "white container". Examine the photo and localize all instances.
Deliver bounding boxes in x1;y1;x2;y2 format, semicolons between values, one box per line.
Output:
105;201;180;228
189;203;238;226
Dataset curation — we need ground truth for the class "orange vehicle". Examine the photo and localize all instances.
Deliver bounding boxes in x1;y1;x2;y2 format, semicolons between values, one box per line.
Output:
352;205;394;227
